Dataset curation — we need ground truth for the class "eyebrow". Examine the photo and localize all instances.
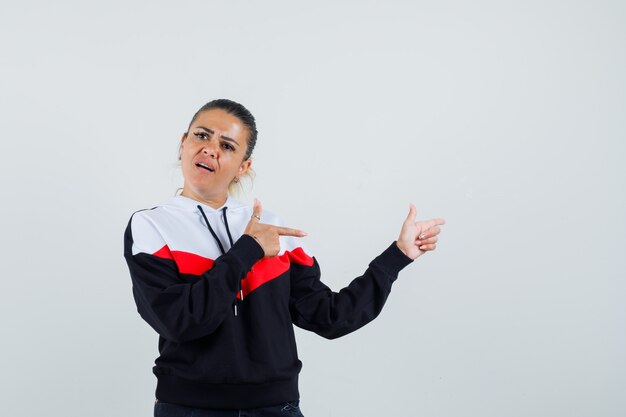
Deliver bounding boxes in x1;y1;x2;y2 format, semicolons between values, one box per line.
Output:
196;126;239;146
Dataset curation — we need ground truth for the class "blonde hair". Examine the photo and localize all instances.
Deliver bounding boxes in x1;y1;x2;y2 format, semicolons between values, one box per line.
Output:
229;166;256;196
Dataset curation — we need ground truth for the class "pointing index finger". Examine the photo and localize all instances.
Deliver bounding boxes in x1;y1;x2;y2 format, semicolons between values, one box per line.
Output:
427;218;446;228
276;226;308;237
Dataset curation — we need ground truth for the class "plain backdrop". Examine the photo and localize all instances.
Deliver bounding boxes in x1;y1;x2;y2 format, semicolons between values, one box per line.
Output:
1;1;624;416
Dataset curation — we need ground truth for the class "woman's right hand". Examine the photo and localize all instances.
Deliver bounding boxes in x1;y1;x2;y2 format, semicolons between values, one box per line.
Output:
396;203;445;260
243;198;307;257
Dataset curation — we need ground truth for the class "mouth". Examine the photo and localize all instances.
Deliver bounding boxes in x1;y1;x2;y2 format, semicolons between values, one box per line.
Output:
195;162;215;173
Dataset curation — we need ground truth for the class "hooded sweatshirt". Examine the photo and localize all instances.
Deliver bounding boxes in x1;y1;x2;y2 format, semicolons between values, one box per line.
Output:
123;194;413;409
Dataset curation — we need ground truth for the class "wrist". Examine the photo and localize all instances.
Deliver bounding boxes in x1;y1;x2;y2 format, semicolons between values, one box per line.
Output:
395;240;408;257
228;234;265;271
245;233;264;255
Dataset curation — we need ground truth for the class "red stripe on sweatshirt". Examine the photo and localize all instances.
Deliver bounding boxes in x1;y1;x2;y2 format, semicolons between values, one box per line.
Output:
153;244;174;260
238;248;313;299
152;245;314;296
285;247;314;267
152;245;215;275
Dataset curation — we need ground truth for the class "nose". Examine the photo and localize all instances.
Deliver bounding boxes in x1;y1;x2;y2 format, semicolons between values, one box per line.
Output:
202;143;218;158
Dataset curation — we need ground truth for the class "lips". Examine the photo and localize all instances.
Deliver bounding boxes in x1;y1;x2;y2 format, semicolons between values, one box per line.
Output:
195;162;215;172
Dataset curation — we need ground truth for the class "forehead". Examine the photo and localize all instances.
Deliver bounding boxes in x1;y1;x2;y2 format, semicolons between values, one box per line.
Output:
191;109;248;140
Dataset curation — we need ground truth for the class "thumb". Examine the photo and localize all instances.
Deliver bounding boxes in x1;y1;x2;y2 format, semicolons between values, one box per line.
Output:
404;203;417;223
252;198;263;221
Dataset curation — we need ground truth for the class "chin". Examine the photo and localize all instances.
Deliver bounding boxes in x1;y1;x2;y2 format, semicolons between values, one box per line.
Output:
187;182;227;199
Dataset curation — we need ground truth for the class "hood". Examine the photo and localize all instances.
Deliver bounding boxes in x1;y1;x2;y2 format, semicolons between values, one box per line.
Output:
162;194;248;213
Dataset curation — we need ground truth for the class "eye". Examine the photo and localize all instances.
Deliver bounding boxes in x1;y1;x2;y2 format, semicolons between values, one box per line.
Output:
194;132;209;140
221;143;235;152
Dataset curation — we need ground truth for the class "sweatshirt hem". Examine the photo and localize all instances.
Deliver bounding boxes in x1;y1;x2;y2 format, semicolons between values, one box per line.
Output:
155;373;300;409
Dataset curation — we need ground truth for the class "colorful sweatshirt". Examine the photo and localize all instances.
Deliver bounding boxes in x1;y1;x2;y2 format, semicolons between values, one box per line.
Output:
123;194;413;409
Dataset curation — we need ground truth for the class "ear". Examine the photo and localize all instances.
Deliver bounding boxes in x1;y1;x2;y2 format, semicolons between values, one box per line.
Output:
239;158;252;176
179;132;187;160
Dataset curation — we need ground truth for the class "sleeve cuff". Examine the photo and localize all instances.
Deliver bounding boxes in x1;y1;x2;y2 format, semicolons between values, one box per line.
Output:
227;234;265;273
370;241;414;277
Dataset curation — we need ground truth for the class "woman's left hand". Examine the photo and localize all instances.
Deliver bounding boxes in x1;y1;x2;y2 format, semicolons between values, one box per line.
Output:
396;203;446;260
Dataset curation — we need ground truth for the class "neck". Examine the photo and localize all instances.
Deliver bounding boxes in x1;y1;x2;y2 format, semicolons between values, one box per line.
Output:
180;187;228;209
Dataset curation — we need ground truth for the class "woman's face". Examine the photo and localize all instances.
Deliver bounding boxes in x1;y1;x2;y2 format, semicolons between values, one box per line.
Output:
180;109;252;204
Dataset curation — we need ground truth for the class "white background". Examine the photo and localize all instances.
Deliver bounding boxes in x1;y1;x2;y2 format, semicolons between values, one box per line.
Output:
1;1;624;416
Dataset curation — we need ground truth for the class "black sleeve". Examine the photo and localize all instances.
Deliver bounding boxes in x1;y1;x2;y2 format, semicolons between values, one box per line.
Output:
289;242;413;339
123;213;264;343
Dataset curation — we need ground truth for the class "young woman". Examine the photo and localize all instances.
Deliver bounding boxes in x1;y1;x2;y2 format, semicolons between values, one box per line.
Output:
123;99;445;417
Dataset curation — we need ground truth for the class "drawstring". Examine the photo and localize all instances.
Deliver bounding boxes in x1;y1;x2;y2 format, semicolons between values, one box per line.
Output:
222;207;235;248
197;205;243;317
198;206;226;255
